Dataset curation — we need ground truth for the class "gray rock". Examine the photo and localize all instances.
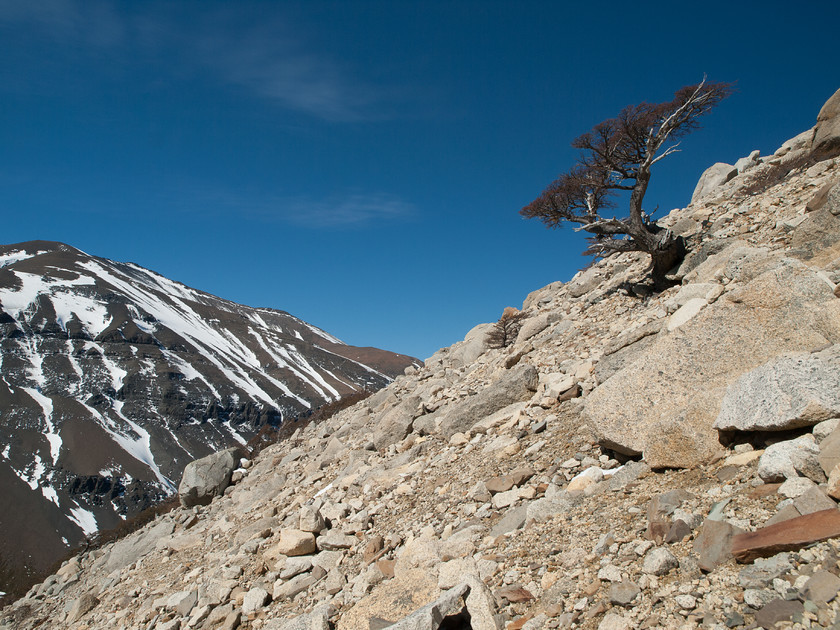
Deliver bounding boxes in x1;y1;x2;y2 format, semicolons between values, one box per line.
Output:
105;519;175;572
789;191;840;262
714;347;840;432
738;554;793;588
753;598;804;628
373;396;421;450
642;547;678;576
450;323;494;367
793;486;836;515
757;435;822;482
526;494;577;523
516;312;561;344
299;505;325;533
242;587;270;615
734;150;761;173
489;505;528;537
67;593;99;623
692;162;738;202
387;582;469;629
609;581;641;606
167;589;198;617
568;267;603;298
607;461;650;491
178;447;240;508
439;364;538;438
693;519;744;572
819;424;840;477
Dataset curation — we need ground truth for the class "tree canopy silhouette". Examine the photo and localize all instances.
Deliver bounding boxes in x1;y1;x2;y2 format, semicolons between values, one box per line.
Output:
521;79;733;288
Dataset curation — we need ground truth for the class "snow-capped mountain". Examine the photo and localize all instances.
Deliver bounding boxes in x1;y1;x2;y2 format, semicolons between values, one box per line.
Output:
0;240;416;576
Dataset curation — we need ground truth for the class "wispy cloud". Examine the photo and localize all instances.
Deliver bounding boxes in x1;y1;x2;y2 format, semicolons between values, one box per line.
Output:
279;193;415;228
0;1;396;122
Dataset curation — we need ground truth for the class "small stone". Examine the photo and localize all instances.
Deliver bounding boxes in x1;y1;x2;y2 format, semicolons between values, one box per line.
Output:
242;586;270;615
597;565;624;582
800;570;840;603
299;505;325;533
598;612;633;630
273;529;317;557
754;598;805;628
609;581;641;606
642;547;678;576
674;594;696;610
743;588;777;609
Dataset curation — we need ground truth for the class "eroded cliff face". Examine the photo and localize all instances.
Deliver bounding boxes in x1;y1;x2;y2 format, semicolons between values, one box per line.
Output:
0;241;416;575
3;100;840;630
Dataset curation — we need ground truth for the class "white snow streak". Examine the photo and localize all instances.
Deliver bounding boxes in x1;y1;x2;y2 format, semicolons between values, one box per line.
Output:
68;504;98;536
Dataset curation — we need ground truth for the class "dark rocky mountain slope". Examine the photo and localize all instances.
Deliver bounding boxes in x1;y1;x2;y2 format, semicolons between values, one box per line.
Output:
0;241;416;576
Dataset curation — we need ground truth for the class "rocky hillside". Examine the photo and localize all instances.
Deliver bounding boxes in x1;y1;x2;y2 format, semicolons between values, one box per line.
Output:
0;241;417;579
3;89;840;630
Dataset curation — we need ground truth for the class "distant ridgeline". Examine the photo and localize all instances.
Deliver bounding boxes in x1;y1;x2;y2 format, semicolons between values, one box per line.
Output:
0;240;417;579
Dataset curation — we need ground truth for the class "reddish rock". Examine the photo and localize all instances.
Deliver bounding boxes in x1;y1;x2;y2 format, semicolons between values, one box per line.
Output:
364;535;385;565
485;467;535;494
495;586;534;604
732;508;840;562
376;559;396;579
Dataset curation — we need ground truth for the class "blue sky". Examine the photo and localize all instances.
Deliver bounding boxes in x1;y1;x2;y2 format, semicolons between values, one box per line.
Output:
1;1;838;360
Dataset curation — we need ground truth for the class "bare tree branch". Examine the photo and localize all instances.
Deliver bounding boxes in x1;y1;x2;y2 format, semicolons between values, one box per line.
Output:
521;78;733;288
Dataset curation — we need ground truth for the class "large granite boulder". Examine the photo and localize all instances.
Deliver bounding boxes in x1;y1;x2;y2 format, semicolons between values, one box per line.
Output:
691;163;738;202
812;87;840;160
714;346;840;432
582;250;840;469
178;447;241;507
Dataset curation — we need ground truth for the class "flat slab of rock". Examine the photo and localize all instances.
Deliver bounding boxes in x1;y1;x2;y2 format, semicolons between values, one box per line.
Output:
732;508;840;562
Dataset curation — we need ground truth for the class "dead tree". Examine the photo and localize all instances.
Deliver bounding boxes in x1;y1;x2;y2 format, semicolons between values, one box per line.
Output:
521;78;733;288
486;308;527;349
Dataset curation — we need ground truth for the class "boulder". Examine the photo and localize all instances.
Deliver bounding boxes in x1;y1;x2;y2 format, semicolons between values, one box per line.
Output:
691;162;738;202
373;396;421;450
583;255;840;469
812;87;840;160
568;267;603;298
447;323;494;367
516;311;560;344
178;447;240;508
714;346;840;432
734;150;761;173
439;364;538;438
757;435;822;482
273;530;317;557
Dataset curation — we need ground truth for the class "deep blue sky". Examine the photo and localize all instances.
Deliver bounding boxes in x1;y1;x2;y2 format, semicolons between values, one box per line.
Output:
1;1;838;360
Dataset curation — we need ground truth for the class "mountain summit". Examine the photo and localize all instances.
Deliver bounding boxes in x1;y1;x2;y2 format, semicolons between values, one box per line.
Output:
0;240;416;575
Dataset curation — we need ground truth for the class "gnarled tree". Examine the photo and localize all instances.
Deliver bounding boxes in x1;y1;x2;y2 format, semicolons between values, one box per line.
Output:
521;79;733;288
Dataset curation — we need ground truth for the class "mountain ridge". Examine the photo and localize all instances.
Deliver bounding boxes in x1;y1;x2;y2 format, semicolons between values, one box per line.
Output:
0;240;417;579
